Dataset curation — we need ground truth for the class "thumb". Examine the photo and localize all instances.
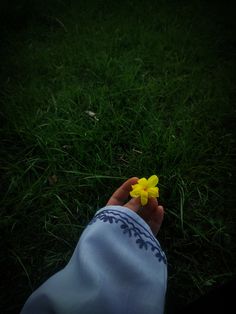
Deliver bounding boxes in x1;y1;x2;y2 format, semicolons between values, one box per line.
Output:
124;197;142;213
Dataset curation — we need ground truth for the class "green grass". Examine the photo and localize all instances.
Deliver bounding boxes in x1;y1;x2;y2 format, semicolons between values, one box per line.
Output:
1;0;236;312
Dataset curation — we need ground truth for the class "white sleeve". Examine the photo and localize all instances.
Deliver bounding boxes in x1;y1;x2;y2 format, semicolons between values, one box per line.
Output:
21;205;167;314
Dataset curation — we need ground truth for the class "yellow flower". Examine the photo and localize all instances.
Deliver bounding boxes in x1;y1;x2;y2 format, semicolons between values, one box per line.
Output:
130;175;159;206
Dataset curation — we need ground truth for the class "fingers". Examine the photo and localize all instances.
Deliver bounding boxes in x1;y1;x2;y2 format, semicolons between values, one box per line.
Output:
148;205;164;236
138;198;164;234
106;177;139;206
124;197;142;213
106;179;164;235
127;197;164;234
138;197;158;221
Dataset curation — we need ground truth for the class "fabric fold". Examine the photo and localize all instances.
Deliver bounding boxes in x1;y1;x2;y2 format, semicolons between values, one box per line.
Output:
21;205;167;314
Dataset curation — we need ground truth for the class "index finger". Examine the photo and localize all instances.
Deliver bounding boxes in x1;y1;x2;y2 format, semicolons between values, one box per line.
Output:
106;177;139;206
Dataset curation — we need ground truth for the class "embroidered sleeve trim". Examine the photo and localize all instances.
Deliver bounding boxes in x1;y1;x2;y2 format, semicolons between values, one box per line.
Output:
89;209;167;264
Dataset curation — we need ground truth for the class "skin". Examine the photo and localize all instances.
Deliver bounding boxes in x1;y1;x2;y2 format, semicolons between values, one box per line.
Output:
106;177;164;236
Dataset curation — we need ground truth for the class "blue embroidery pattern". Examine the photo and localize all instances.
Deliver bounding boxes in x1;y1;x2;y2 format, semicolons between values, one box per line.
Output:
89;209;167;264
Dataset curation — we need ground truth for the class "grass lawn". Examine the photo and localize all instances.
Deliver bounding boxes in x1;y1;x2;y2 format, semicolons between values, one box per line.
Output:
1;0;236;312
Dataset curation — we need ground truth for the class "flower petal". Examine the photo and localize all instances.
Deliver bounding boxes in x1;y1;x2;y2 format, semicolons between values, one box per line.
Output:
140;190;148;206
138;177;148;187
131;184;140;190
147;175;159;188
147;187;159;198
130;187;142;198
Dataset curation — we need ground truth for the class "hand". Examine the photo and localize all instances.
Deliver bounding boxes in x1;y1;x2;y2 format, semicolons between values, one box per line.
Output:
106;177;164;236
